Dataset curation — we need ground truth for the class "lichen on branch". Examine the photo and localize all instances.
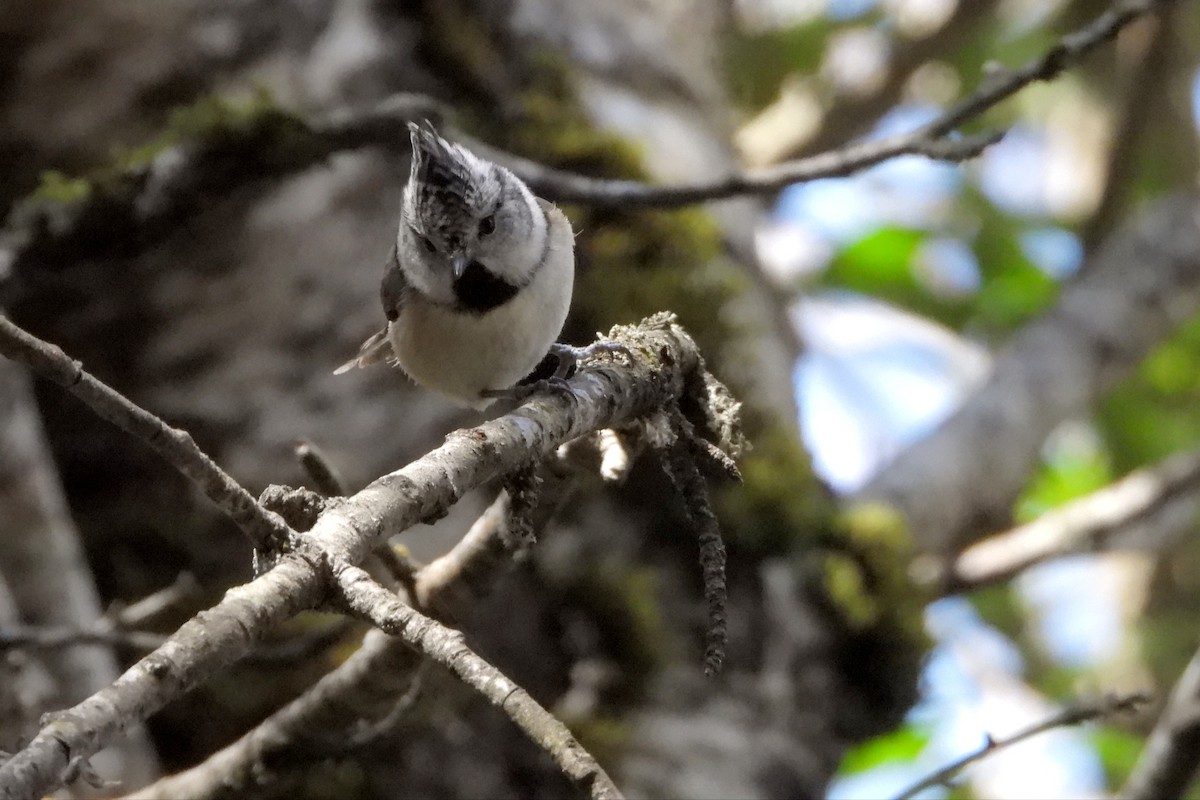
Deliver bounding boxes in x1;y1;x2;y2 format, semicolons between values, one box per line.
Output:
0;311;744;800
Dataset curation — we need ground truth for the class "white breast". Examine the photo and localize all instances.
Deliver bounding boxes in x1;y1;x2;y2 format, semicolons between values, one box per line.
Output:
388;206;575;409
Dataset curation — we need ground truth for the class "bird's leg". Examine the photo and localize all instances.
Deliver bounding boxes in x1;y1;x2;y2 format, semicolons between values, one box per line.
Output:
479;340;632;404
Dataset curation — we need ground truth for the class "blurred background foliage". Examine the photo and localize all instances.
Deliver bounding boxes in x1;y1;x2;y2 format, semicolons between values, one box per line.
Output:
726;0;1200;797
3;0;1200;797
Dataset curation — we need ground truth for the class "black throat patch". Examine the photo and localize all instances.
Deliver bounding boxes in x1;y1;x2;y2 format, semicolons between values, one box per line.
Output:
453;260;520;314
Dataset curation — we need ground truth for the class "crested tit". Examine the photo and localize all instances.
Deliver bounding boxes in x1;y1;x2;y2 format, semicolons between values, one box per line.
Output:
338;123;615;409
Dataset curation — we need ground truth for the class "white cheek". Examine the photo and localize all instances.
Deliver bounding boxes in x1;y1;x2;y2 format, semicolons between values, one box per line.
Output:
479;230;515;260
399;246;451;304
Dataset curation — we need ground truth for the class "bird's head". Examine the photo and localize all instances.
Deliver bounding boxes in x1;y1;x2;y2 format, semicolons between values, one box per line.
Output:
398;123;547;308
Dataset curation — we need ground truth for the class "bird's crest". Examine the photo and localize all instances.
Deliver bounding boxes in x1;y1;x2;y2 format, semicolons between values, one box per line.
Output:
407;122;497;214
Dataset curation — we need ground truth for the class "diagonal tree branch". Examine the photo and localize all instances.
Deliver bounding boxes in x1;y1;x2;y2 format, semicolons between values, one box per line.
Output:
895;691;1149;800
753;0;1003;164
122;627;425;800
130;467;573;799
0;557;325;800
0;313;719;800
921;0;1173;140
0;357;161;783
464;0;1168;208
945;447;1200;592
0;315;291;551
332;563;624;800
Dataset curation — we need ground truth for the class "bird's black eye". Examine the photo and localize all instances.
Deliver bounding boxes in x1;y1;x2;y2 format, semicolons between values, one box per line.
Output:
479;214;496;236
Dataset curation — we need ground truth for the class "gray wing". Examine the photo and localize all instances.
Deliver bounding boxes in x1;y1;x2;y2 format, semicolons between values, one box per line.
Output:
380;242;407;322
333;245;408;374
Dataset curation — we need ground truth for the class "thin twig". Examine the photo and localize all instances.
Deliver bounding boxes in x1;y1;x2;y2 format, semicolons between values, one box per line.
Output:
460;0;1167;209
922;0;1172;138
759;0;1002;162
658;411;731;677
894;691;1151;800
333;563;625;800
2;1;1163;283
0;626;166;652
0;315;291;551
106;573;201;629
472;132;1000;209
294;440;347;498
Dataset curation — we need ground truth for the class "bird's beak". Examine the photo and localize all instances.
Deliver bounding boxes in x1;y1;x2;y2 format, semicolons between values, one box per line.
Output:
451;253;469;280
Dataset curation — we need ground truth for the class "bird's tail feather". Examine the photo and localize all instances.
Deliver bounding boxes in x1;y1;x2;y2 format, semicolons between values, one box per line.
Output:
334;326;393;375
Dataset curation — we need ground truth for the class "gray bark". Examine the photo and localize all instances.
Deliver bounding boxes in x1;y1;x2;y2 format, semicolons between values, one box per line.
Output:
0;360;160;787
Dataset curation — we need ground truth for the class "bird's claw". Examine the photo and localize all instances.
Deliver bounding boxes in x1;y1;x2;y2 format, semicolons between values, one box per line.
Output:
480;376;575;404
549;340;632;380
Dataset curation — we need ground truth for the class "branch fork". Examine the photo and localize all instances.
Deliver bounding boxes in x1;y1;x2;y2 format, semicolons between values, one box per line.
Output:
0;311;740;800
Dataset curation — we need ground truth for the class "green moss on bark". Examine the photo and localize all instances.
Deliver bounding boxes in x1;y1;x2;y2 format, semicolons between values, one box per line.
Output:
819;503;929;738
13;90;328;270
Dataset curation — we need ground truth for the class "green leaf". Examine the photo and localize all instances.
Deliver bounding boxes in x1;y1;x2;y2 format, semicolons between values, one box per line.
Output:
965;192;1059;333
1091;726;1144;790
838;723;932;776
967;584;1024;641
1015;447;1113;522
820;207;1059;337
1100;316;1200;473
971;264;1057;331
834;227;924;288
822;227;973;325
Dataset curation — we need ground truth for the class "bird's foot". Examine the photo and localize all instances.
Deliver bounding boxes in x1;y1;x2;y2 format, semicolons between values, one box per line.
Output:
478;340;632;405
480;376;575;404
548;340;633;380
